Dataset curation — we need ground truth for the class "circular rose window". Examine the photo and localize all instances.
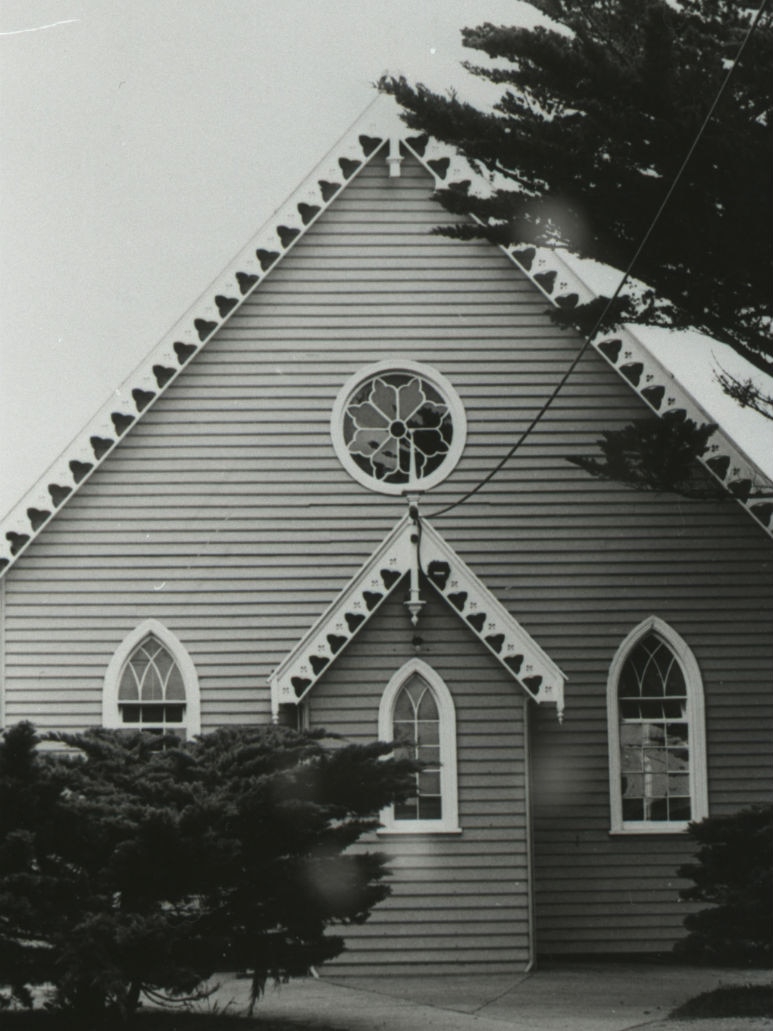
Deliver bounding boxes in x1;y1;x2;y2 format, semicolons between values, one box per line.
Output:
331;361;466;495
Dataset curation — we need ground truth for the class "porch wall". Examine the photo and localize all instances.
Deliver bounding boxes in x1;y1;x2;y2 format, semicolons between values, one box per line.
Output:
307;590;532;975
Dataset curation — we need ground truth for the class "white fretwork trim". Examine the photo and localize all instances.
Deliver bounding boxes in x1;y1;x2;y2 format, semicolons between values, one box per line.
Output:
0;99;403;575
4;96;769;577
268;515;566;719
494;246;773;535
269;517;413;710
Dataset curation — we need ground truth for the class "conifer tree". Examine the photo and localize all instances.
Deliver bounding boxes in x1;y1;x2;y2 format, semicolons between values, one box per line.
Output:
566;411;722;497
382;0;771;368
0;723;417;1022
676;804;772;965
381;1;772;488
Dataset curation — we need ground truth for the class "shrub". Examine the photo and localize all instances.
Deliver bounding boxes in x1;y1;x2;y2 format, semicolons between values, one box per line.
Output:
671;984;773;1020
0;722;417;1022
675;803;772;966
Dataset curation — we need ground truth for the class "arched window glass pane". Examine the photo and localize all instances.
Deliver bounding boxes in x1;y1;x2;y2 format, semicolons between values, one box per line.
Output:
135;637;166;701
118;663;139;701
166;665;186;701
618;633;690;823
141;666;164;701
153;647;174;683
393;687;416;723
393;674;442;821
117;634;187;734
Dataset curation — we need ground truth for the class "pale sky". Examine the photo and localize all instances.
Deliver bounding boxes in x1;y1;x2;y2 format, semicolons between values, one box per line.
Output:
0;0;544;518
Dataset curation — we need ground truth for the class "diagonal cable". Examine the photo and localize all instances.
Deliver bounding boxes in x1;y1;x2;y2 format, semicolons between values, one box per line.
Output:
429;0;769;519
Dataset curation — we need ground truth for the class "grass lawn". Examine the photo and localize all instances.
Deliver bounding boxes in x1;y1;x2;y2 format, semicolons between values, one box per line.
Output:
671;984;772;1020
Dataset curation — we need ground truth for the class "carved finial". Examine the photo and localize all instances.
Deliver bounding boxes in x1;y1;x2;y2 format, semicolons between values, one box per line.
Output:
405;597;425;626
387;137;402;177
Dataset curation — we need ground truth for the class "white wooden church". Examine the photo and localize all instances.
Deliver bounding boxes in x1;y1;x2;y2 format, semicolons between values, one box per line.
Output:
1;99;771;974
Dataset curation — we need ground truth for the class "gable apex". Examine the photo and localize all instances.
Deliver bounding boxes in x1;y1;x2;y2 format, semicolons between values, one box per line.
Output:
269;515;566;720
3;96;772;577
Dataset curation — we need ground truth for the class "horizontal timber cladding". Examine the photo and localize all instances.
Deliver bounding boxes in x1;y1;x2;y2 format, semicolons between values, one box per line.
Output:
306;590;532;975
2;149;772;961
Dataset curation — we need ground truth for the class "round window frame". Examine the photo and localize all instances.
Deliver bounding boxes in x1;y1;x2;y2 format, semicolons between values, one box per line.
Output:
331;360;467;496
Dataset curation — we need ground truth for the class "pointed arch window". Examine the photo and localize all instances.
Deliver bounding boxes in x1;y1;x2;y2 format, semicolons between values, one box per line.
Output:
608;618;707;834
378;659;460;834
103;620;200;738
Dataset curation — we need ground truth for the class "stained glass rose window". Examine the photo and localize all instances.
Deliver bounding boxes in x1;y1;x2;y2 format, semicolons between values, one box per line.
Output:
332;361;466;495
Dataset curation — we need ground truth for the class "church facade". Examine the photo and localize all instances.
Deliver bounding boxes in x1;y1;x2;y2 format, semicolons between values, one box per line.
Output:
1;101;771;974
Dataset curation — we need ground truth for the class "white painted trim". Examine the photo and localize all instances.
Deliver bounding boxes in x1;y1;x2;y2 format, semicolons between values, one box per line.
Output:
523;694;536;967
419;519;566;717
268;515;566;718
268;515;414;711
2;101;769;580
607;616;708;834
377;658;460;834
330;359;467;496
0;99;399;577
0;578;5;729
102;619;201;737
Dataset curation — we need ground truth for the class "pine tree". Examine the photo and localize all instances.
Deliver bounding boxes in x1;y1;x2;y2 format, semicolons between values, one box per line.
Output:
0;723;418;1022
381;0;771;369
380;1;772;488
566;411;723;497
0;722;72;1009
676;804;772;965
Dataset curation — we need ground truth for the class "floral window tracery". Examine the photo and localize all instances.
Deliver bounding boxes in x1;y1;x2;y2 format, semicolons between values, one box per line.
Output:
331;362;466;496
344;373;452;485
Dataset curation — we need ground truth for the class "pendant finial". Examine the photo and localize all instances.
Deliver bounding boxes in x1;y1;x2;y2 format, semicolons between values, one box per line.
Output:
404;496;425;626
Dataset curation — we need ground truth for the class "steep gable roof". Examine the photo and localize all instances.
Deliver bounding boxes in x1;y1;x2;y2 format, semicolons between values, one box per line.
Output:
2;95;771;577
268;514;567;720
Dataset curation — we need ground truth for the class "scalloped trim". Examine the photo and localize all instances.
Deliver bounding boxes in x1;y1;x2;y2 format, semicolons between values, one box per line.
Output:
487;244;773;536
269;515;566;719
0;104;398;575
2;97;770;576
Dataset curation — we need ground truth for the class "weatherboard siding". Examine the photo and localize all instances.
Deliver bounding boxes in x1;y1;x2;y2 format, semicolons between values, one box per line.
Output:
1;152;772;963
306;589;532;975
526;516;773;957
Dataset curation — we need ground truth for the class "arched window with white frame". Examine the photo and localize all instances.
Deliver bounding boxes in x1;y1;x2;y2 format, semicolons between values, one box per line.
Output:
103;620;201;739
608;617;708;834
378;658;460;834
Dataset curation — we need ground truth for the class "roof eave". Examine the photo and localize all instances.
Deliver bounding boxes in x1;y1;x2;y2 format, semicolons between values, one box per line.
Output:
3;95;771;577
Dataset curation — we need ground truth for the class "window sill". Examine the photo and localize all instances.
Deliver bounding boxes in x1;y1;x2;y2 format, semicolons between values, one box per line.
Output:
377;826;462;837
609;823;689;836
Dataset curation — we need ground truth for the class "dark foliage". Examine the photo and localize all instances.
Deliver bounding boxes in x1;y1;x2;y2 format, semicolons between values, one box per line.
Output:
715;368;773;422
0;1012;340;1030
566;411;724;498
0;722;418;1022
675;804;773;966
380;0;773;373
671;983;773;1019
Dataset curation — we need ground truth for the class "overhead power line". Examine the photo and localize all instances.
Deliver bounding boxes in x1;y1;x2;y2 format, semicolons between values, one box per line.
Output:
429;0;769;520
